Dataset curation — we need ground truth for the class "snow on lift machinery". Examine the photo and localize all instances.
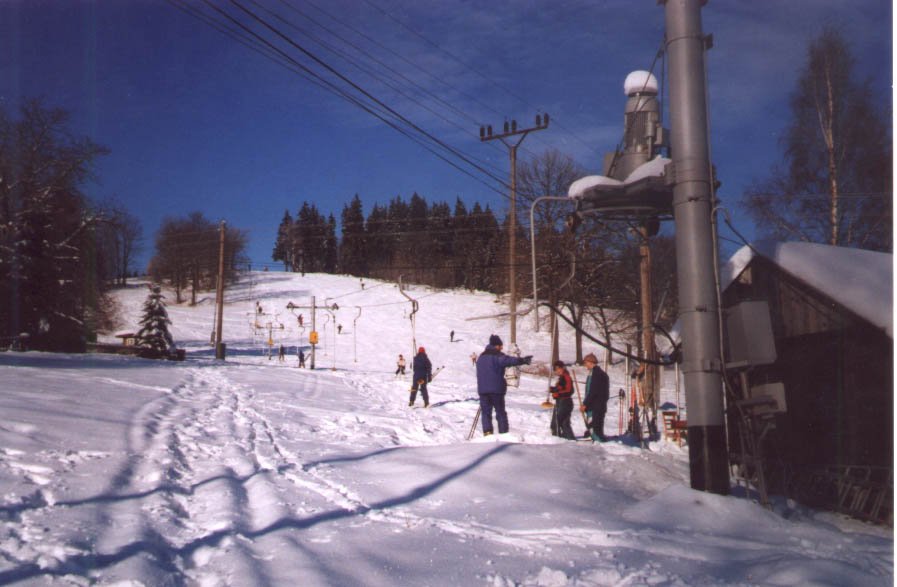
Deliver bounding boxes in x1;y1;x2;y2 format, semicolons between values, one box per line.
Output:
545;71;679;334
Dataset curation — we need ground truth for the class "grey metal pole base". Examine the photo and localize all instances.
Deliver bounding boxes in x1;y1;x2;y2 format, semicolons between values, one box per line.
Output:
687;425;730;494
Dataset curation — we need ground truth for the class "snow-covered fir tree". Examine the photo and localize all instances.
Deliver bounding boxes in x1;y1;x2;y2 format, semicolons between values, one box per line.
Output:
136;284;175;354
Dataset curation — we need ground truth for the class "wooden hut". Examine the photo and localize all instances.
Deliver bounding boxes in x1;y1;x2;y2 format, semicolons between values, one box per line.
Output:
719;241;892;524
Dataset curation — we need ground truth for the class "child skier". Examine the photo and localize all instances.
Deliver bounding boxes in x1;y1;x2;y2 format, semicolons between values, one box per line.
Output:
549;360;576;440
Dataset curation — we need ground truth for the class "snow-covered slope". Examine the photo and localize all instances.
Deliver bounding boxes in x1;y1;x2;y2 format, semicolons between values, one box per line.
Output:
0;272;890;586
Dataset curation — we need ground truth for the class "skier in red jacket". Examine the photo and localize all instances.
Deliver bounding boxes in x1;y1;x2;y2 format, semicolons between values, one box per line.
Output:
550;360;575;439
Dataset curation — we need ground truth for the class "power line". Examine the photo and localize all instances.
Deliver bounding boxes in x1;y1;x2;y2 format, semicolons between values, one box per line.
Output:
226;0;512;191
302;0;508;124
358;0;599;154
249;0;507;177
181;0;511;197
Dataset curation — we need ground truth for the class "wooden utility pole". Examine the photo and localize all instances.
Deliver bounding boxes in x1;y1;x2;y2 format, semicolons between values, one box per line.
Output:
214;220;226;359
638;224;658;414
480;114;549;345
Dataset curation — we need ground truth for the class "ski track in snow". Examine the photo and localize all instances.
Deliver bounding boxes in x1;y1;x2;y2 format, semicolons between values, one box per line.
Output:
0;272;892;586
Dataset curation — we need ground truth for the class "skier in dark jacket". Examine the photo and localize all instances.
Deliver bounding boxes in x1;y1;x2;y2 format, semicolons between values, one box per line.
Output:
476;334;532;436
580;353;610;441
550;360;576;439
410;347;432;407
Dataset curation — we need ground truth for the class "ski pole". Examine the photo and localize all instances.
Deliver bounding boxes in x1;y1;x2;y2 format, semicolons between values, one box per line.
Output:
467;407;481;440
618;389;625;435
571;370;590;431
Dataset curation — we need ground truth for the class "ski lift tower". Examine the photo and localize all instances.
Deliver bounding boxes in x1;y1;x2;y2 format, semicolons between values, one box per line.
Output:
567;0;728;495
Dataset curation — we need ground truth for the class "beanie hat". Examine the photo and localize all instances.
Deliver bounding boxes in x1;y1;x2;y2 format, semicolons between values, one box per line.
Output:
583;353;599;364
553;360;566;369
418;346;425;353
489;334;503;347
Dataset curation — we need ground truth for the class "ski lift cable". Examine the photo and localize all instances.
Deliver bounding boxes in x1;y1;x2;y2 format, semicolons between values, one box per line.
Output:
538;301;674;366
325;281;389;301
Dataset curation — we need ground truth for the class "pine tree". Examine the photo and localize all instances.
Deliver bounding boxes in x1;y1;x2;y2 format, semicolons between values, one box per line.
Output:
324;214;338;273
451;198;470;288
339;194;367;276
136;284;176;354
366;203;391;278
272;210;293;270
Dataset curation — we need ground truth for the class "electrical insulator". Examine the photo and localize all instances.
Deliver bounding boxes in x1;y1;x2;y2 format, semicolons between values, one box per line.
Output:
479;126;485;138
536;114;542;127
511;120;517;132
503;121;509;133
487;125;492;137
543;113;550;127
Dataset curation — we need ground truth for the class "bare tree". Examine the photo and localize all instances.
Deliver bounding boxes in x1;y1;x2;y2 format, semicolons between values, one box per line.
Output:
149;212;247;305
744;28;891;251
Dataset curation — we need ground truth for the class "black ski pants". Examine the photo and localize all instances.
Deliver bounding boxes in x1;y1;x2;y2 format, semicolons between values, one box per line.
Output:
586;409;607;441
410;379;428;406
551;397;575;439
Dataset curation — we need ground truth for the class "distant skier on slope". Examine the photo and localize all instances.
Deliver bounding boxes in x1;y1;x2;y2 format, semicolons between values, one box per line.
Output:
395;354;406;376
410;347;432;408
475;335;531;436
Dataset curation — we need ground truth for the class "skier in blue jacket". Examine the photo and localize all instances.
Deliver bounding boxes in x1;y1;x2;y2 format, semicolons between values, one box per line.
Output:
475;334;532;436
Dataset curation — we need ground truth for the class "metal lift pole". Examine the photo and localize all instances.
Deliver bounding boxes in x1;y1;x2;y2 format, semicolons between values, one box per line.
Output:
662;0;729;494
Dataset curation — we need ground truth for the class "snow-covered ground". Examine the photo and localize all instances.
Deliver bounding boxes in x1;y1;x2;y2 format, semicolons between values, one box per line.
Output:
0;272;891;586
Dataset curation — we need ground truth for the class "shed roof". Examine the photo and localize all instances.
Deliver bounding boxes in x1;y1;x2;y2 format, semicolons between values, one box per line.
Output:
721;241;892;338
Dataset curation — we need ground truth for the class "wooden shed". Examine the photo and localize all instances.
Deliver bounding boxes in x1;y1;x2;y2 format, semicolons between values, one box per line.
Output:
719;241;892;524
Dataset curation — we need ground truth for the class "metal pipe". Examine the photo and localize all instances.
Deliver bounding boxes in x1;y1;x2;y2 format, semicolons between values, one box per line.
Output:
529;196;575;332
353;306;361;363
663;0;729;494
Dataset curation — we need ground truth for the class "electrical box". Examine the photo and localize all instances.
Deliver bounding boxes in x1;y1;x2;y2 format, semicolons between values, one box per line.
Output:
749;382;787;415
724;300;776;369
309;331;319;345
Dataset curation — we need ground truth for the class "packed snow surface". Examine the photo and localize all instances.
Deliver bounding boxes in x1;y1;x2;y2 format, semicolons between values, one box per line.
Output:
0;272;891;585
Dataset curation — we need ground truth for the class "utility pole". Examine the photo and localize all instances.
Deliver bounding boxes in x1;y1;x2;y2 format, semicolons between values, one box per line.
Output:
662;0;729;494
480;114;550;345
214;220;226;360
638;224;658;414
310;296;317;369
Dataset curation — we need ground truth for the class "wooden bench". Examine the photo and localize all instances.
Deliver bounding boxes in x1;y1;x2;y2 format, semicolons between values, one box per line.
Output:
662;410;687;446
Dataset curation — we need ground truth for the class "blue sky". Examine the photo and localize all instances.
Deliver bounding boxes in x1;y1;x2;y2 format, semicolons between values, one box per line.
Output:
0;0;891;269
